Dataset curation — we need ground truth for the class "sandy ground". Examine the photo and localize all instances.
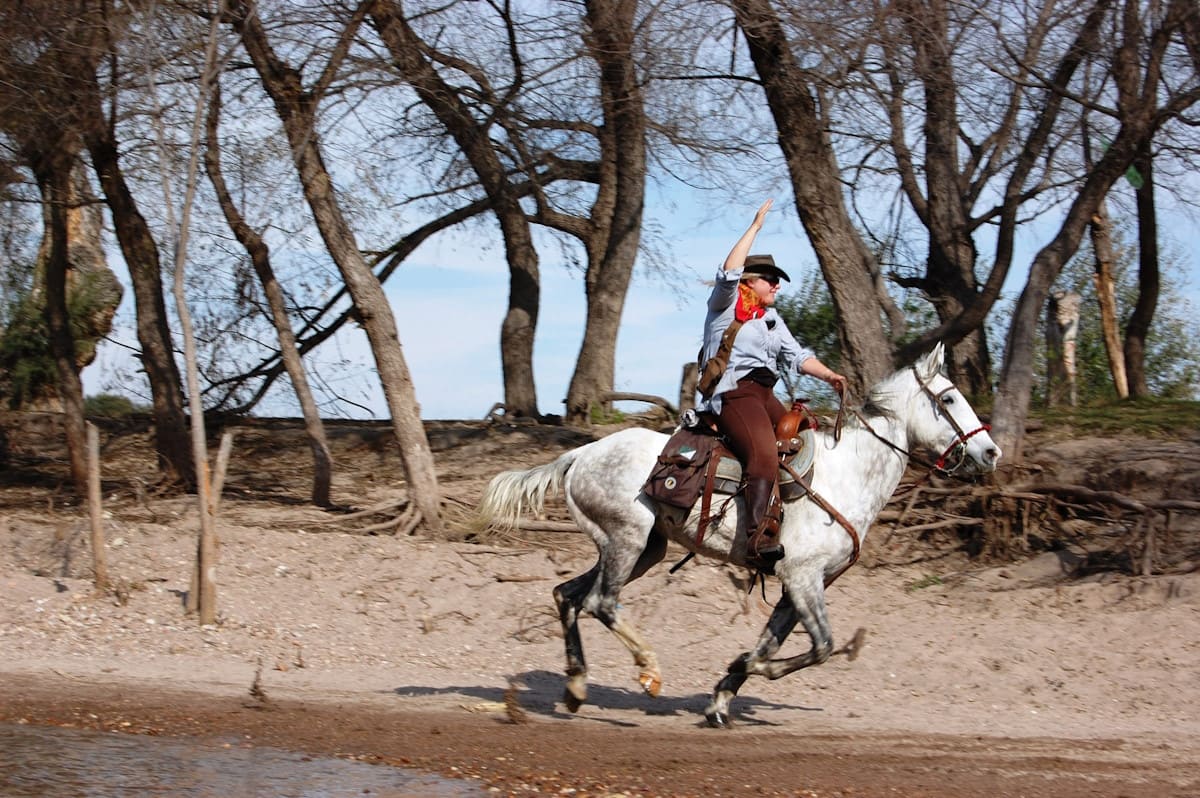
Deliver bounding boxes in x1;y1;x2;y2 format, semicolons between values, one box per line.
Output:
1;417;1199;797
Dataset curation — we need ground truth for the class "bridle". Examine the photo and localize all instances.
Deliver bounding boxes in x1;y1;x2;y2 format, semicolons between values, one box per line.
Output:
845;366;991;478
912;367;992;474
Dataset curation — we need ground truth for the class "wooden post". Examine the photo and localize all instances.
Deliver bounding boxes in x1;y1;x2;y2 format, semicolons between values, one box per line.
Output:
211;431;235;517
188;430;234;619
1141;511;1156;576
86;422;109;591
1045;291;1082;407
679;362;698;415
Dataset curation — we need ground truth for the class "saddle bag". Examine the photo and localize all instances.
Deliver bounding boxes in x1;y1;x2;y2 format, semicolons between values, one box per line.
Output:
642;427;719;509
696;319;745;400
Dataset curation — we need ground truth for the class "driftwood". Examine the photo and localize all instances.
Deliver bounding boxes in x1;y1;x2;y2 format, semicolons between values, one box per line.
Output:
872;477;1200;574
600;391;678;417
499;519;578;533
1020;483;1200;513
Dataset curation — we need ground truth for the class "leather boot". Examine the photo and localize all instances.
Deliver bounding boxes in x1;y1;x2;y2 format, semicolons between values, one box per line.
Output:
743;476;784;573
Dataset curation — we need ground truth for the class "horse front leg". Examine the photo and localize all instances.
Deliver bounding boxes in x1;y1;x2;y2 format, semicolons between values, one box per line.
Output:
705;570;836;727
705;591;799;728
553;564;600;712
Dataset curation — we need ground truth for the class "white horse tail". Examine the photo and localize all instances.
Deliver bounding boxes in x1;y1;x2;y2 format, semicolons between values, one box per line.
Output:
476;444;590;532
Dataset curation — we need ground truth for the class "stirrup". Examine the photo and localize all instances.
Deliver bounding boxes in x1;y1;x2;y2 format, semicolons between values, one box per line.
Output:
745;545;783;576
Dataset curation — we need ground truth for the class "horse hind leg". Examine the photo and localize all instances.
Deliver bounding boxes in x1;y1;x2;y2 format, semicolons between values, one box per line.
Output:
555;526;667;711
592;528;668;697
553;564;600;713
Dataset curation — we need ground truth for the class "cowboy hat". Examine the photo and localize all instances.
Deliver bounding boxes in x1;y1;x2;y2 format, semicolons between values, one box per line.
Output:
741;254;791;282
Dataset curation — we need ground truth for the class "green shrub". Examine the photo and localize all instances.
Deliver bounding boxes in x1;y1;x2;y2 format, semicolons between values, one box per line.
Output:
85;393;143;418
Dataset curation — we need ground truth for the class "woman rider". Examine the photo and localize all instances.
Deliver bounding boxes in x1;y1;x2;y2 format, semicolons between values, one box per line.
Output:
696;199;846;572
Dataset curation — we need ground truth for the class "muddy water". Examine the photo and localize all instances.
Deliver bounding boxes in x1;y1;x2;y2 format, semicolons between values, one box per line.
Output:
0;722;480;797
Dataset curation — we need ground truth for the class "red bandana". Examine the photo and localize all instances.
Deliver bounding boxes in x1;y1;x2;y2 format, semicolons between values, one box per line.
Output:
735;291;765;322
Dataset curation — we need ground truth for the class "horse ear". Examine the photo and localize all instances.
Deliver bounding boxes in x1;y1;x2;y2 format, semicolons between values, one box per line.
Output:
917;342;945;381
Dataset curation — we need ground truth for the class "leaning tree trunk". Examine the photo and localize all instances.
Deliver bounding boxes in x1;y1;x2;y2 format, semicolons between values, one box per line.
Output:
733;0;895;392
204;86;334;507
993;126;1145;461
81;76;195;490
233;2;443;532
1088;201;1129;398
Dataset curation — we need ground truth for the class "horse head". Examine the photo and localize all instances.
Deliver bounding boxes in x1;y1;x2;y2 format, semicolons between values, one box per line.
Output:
908;343;1001;475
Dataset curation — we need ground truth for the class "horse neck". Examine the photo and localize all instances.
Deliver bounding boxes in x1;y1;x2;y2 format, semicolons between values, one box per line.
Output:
811;405;912;528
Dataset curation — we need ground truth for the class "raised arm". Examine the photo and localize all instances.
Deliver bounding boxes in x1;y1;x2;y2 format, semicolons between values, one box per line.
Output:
722;199;773;273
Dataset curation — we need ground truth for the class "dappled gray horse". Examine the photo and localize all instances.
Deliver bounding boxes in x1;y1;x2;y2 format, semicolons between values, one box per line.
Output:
477;344;1000;726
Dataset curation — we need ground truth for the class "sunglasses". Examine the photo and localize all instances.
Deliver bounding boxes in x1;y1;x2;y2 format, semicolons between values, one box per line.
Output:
755;275;781;286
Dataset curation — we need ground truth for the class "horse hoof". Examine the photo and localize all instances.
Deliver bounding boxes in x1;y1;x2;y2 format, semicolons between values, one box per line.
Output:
563;681;586;713
705;711;730;729
638;671;661;697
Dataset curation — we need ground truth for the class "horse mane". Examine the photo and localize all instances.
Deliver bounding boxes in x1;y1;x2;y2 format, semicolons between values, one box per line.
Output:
858;391;897;422
846;366;914;426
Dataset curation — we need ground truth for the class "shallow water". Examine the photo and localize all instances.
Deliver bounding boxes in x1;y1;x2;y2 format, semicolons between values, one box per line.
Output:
0;722;481;797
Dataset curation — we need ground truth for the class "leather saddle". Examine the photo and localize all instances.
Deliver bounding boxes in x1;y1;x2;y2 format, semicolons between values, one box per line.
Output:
645;402;819;544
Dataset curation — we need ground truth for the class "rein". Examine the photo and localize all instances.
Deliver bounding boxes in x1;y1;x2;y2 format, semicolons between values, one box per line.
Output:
779;459;860;587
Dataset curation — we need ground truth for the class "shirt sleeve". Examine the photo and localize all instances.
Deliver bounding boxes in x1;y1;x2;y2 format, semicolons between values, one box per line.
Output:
775;317;815;377
707;267;742;312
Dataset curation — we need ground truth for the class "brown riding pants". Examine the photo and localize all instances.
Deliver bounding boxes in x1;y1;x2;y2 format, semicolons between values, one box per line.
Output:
716;378;786;482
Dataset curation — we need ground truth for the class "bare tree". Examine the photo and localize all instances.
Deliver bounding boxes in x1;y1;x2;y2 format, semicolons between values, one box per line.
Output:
71;3;196;488
228;0;443;532
532;0;647;425
858;0;1123;394
204;84;334;507
731;0;895;392
0;2;120;491
150;2;225;624
367;0;659;425
992;0;1200;460
872;0;1015;394
367;0;545;419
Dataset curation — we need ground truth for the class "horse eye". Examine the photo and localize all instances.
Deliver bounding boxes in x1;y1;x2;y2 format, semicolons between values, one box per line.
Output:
943;395;955;404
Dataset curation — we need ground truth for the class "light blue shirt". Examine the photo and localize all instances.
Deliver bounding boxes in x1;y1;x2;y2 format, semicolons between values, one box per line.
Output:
696;268;814;414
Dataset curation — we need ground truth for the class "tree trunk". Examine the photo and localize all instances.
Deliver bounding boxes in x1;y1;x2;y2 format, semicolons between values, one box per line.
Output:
204;86;333;507
1088;202;1129;398
1045;291;1081;407
367;0;542;419
894;0;991;395
1124;140;1158;398
993;126;1147;461
563;0;647;426
960;0;1196;460
732;0;894;392
892;0;1114;371
30;152;89;493
80;80;195;489
233;2;443;533
86;422;109;591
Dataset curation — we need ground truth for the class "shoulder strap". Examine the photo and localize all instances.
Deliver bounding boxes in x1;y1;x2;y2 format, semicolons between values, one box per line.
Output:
697;319;745;399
